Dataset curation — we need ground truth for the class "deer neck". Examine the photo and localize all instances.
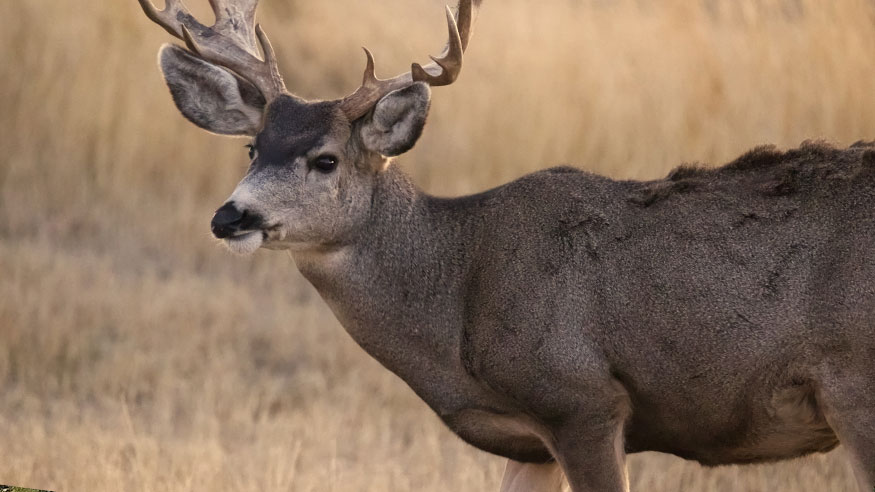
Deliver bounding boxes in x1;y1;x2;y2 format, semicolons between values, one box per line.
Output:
291;165;474;407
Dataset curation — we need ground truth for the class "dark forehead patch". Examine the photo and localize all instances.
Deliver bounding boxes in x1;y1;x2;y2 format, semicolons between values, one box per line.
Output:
255;95;343;165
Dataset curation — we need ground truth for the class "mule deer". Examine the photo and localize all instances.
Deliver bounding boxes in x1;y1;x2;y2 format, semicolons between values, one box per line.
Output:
137;0;875;490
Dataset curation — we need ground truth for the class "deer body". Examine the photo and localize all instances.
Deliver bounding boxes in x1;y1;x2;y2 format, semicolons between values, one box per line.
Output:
298;145;869;467
137;1;875;490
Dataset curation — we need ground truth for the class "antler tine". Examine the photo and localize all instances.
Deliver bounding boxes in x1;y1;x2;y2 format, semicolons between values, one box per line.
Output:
255;24;283;87
458;0;477;52
139;0;286;101
360;48;379;87
340;0;479;122
208;0;259;55
137;0;199;40
411;6;464;86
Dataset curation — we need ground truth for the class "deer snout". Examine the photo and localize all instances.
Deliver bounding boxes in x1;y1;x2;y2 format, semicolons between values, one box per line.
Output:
211;201;263;239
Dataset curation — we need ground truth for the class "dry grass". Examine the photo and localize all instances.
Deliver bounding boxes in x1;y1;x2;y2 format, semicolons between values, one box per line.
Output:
0;0;872;490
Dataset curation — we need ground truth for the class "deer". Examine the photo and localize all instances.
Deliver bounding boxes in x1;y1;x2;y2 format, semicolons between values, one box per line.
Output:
136;0;875;490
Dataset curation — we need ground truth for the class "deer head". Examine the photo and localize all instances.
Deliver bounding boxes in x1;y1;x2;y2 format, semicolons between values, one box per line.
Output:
138;0;479;254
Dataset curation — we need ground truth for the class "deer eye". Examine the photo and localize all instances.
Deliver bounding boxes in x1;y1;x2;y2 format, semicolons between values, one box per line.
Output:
311;154;338;174
245;143;257;160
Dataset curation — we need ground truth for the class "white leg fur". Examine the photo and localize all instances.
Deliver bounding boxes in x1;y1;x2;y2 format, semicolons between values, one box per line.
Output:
499;460;564;492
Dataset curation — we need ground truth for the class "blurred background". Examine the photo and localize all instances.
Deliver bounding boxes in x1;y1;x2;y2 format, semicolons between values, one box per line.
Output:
1;0;872;490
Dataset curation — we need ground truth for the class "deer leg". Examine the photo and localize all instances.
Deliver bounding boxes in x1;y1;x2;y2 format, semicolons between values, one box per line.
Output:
498;459;564;492
825;412;875;491
818;374;875;491
551;421;629;492
824;412;875;490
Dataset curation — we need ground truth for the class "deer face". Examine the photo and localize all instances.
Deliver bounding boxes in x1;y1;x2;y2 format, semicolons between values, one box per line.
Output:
140;0;476;254
214;89;430;254
158;46;432;254
215;97;368;254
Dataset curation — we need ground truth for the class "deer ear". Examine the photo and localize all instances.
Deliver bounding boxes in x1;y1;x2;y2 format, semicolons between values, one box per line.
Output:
360;82;432;157
158;44;266;137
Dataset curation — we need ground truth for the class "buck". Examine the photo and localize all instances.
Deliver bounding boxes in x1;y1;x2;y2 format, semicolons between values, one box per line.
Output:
136;0;875;490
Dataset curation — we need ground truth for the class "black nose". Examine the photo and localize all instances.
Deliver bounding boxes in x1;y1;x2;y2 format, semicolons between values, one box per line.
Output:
211;201;262;239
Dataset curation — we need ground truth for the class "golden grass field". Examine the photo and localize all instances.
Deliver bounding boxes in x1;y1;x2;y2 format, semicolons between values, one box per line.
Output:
1;0;873;490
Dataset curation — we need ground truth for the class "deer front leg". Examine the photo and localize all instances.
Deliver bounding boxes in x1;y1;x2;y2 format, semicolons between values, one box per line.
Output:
818;371;875;492
551;420;629;492
499;460;564;492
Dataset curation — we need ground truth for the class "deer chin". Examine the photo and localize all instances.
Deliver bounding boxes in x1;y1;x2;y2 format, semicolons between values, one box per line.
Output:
223;231;264;256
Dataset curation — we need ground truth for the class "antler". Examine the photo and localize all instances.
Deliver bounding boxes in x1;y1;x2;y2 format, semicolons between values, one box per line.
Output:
339;0;479;121
137;0;286;100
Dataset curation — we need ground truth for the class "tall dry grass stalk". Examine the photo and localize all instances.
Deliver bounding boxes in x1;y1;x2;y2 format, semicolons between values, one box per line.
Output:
0;0;871;490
